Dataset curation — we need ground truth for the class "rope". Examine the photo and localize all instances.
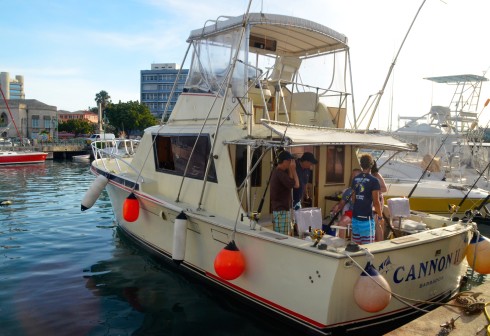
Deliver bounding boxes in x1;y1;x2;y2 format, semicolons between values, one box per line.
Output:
484;302;490;335
345;247;479;313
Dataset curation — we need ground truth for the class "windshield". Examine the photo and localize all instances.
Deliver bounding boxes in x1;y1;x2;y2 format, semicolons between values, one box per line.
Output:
185;27;246;97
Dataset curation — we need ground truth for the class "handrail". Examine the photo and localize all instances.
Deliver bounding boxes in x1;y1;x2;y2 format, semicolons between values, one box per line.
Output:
91;139;143;183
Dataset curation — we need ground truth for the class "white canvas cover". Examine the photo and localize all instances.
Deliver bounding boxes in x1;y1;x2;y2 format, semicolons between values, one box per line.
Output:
262;121;416;151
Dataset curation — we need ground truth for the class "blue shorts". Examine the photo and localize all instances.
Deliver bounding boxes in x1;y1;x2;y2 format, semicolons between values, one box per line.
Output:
351;217;375;245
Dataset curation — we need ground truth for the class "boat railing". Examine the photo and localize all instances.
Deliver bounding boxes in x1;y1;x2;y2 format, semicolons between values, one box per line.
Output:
91;139;143;181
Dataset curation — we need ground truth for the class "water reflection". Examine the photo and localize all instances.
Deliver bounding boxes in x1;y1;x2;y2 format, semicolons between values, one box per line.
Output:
84;229;290;336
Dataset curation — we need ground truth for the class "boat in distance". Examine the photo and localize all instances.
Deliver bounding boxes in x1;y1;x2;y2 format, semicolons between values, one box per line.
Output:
0;150;47;165
82;9;488;336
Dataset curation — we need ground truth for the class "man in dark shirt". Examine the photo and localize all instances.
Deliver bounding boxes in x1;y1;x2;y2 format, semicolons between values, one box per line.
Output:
351;154;382;244
293;152;318;209
270;150;299;234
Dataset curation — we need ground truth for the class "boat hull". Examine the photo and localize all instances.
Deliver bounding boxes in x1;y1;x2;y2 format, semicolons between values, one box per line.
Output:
0;151;48;165
384;179;489;215
99;168;471;335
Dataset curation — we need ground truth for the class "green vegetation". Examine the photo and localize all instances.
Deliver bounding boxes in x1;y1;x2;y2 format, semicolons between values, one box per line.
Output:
104;100;157;136
58;118;94;136
59;91;157;137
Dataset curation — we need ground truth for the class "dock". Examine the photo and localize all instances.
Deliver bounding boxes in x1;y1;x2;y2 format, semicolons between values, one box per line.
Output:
34;143;89;159
2;143;89;159
385;280;490;336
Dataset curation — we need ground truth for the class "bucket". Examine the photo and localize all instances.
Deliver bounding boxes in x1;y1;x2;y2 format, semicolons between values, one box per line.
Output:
322;224;336;236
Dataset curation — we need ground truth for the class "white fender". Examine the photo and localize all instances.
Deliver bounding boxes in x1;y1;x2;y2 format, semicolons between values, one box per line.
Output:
81;175;109;211
172;212;188;265
354;262;391;312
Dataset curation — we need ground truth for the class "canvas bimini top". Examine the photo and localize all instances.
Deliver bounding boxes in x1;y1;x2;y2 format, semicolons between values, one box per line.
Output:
261;120;417;151
187;12;348;58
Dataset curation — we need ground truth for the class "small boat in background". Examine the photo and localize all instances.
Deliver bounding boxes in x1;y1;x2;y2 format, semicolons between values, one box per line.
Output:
0;150;47;165
72;154;90;163
0;88;48;166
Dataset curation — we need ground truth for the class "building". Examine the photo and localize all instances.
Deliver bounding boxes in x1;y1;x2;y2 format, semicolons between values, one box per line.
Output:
140;63;188;119
0;72;25;100
0;99;56;140
58;110;98;124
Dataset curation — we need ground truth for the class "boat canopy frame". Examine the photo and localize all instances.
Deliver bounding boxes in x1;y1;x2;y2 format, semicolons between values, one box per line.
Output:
187;13;349;59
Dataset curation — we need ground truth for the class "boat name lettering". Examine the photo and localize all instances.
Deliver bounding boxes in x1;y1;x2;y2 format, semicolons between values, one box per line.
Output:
419;276;443;288
392;248;463;284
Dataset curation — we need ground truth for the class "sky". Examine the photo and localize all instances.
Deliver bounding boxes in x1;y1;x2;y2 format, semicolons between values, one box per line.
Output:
1;0;490;131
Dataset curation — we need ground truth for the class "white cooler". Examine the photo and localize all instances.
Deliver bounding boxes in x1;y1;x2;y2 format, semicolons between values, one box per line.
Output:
295;207;322;234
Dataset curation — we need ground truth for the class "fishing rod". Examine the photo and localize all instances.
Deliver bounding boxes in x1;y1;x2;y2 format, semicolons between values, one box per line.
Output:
452;160;490;216
323;172;397;238
407;134;450;198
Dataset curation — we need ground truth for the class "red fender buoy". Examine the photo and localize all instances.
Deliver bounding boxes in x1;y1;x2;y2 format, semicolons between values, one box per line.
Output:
123;192;139;222
354;262;392;313
214;240;246;280
466;234;490;275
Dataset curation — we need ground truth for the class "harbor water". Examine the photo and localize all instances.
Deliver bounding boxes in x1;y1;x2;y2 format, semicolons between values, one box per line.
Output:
0;161;487;336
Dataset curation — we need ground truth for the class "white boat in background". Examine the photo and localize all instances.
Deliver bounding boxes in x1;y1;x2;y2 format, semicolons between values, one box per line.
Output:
383;178;490;216
72;154;90;163
81;9;488;335
379;74;490;190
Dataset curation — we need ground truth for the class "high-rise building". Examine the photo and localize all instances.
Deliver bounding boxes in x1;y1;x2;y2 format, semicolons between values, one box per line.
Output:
140;63;188;120
0;72;25;100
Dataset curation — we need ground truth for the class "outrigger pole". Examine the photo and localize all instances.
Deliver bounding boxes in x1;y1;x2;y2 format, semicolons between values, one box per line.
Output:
363;0;427;130
452;161;490;217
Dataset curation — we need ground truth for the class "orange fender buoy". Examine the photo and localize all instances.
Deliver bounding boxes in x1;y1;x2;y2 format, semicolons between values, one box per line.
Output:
214;240;246;280
354;262;392;313
123;192;139;222
466;234;490;275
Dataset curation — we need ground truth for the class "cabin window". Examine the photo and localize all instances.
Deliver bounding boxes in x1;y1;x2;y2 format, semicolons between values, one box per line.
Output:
235;145;262;187
153;134;217;182
325;145;345;183
0;112;7;127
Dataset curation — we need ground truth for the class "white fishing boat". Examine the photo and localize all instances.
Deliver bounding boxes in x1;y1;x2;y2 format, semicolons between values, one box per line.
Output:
82;9;489;335
371;74;490;216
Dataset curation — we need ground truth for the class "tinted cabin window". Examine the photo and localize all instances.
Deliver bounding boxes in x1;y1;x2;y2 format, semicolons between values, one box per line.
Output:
154;134;217;182
326;145;345;183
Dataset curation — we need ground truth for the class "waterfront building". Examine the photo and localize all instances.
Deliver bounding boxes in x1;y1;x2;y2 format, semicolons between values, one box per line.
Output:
140;63;188;119
58;110;98;124
0;72;25;100
0;99;56;140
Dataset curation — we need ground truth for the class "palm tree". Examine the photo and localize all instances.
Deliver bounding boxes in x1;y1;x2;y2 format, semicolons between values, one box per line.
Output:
95;90;111;111
95;91;112;133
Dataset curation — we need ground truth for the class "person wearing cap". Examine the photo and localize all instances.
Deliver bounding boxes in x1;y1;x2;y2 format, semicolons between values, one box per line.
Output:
292;152;318;210
270;150;299;235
